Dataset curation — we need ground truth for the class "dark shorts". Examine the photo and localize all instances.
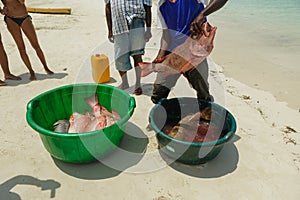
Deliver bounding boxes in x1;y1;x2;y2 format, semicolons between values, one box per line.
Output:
151;59;213;104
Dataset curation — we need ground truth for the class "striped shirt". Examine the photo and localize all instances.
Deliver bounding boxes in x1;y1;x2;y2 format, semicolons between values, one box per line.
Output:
105;0;152;35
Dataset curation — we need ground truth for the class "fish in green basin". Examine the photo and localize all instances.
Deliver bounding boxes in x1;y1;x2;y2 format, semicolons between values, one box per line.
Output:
53;120;70;133
163;107;223;143
53;94;121;133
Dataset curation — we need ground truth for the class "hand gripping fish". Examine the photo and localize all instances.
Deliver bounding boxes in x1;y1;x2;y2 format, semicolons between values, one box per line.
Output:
139;22;216;77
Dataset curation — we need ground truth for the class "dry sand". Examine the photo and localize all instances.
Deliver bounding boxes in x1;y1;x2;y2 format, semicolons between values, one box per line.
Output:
0;0;300;199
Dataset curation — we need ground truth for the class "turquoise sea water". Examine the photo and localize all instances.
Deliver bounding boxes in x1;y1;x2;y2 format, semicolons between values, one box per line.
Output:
215;0;300;46
208;0;300;109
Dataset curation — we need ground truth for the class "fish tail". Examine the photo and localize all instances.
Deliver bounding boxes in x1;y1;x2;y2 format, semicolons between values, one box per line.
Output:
138;62;155;77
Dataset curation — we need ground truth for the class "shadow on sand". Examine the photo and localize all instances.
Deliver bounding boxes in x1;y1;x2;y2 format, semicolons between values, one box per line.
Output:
160;135;241;178
52;122;149;180
0;175;61;200
121;83;154;96
4;72;68;86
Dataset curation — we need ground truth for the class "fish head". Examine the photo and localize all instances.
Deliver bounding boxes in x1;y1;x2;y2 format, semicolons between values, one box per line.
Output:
53;120;70;133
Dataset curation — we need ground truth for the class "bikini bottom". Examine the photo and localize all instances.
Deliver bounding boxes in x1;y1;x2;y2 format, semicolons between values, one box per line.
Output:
4;15;31;26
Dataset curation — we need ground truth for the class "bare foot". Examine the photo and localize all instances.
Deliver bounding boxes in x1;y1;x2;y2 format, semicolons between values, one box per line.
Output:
45;68;54;75
0;80;6;86
5;74;21;80
30;71;37;81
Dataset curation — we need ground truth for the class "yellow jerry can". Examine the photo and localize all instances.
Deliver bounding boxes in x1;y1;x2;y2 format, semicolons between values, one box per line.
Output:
91;54;110;83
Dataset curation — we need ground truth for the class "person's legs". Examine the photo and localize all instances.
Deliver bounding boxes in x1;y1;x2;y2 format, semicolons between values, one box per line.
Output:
184;59;213;102
21;17;53;75
129;18;147;95
0;34;21;80
5;17;36;80
151;72;181;104
132;54;142;94
114;33;132;89
118;70;129;89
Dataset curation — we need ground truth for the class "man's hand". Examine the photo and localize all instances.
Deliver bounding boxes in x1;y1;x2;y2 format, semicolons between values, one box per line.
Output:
189;12;205;38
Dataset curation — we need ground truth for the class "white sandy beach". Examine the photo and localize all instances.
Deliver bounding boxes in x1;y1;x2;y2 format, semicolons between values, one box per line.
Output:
0;0;300;199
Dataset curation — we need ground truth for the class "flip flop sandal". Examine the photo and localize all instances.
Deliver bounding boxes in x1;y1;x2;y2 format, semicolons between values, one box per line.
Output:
134;87;142;95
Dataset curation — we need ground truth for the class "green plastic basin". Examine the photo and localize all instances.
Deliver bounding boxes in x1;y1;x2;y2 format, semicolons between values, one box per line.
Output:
26;84;136;163
149;97;236;165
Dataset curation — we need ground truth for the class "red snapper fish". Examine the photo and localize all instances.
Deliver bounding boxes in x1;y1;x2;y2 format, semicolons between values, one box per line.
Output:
54;94;121;133
163;107;222;143
68;111;93;133
83;94;121;131
139;22;216;77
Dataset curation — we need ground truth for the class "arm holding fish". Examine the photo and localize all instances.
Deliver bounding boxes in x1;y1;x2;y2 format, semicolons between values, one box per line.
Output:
158;23;217;75
189;24;217;67
190;0;228;37
194;21;216;53
139;22;216;77
105;2;114;43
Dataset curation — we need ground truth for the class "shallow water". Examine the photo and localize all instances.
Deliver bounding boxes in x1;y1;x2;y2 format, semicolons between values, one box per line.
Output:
218;0;300;47
209;0;300;110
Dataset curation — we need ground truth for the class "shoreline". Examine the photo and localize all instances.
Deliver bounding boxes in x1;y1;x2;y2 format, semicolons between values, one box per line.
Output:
209;10;300;111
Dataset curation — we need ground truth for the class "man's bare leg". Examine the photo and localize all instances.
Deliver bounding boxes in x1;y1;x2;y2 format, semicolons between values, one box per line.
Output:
117;70;129;89
133;55;142;95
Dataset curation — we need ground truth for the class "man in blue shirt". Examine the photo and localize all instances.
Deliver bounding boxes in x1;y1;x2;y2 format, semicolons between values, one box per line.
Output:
151;0;228;103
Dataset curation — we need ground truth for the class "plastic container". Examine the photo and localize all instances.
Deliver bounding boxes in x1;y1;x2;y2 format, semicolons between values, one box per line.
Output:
26;84;136;163
91;54;110;83
149;97;237;165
